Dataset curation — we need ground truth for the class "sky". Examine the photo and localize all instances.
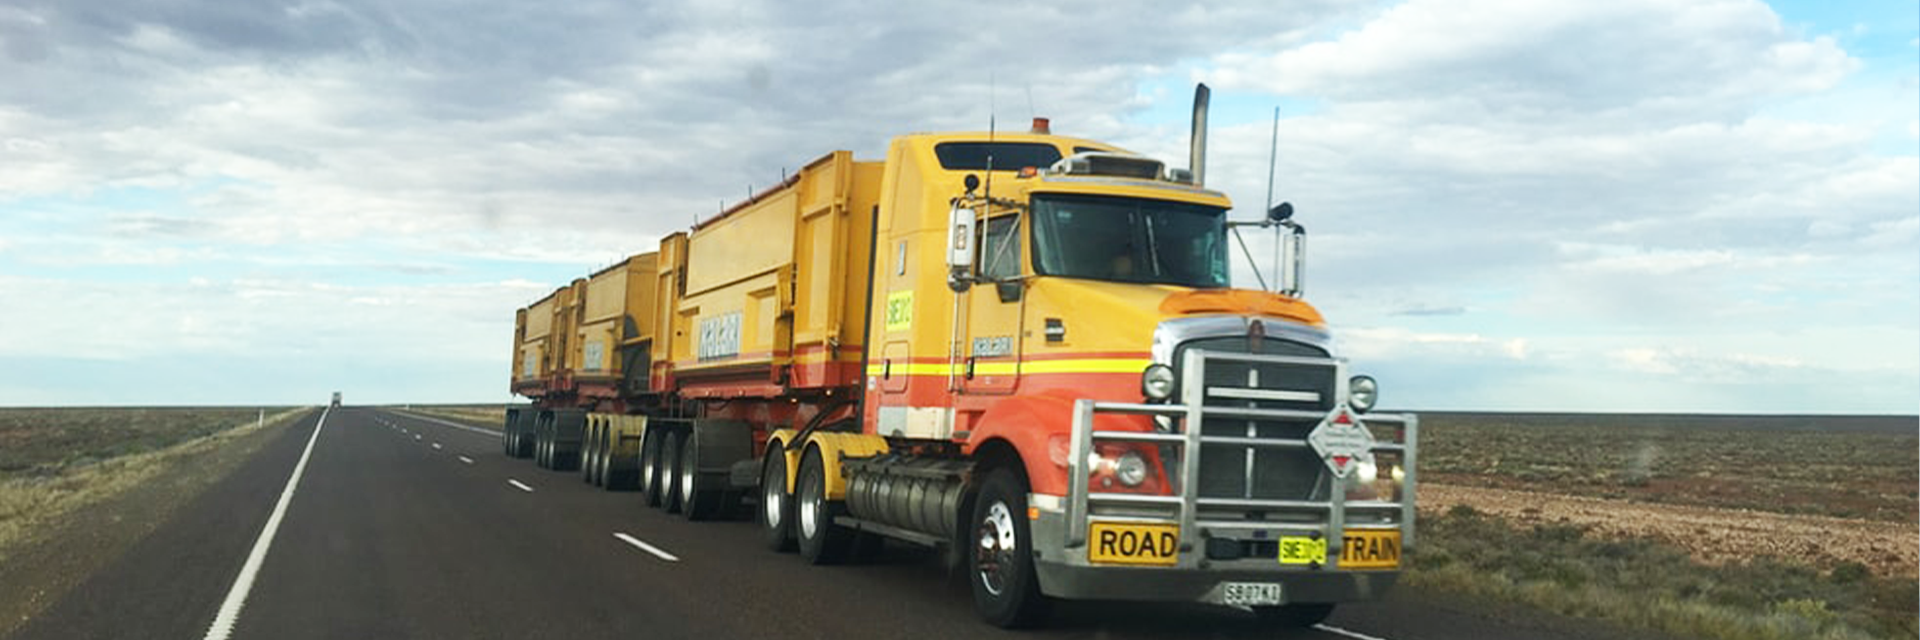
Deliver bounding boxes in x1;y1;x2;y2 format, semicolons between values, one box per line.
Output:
0;0;1914;413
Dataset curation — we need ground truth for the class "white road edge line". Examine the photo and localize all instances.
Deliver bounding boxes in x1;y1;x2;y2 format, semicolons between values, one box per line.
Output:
202;407;329;640
457;456;474;464
508;479;535;492
1312;624;1392;640
613;533;680;562
389;410;501;438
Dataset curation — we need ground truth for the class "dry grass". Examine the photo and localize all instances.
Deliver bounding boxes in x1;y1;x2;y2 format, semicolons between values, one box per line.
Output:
1421;483;1918;578
1410;505;1916;640
1411;412;1919;640
0;407;306;561
1417;413;1917;522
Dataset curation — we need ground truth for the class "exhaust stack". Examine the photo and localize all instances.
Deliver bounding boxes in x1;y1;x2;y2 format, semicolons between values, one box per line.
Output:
1188;83;1210;188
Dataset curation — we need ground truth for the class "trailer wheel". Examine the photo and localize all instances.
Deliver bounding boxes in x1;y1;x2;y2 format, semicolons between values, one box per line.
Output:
593;432;607;485
796;448;854;564
534;427;549;469
512;424;533;459
639;433;663;506
678;432;723;520
970;467;1051;628
580;424;598;484
1252;604;1335;627
660;431;684;514
759;451;795;552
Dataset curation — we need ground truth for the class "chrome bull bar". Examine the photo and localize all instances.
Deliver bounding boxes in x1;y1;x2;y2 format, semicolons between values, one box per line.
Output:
1063;349;1419;569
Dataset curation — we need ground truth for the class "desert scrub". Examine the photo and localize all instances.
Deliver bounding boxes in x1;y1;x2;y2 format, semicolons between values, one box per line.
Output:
0;407;294;476
0;407;306;557
1408;505;1917;640
1416;413;1918;522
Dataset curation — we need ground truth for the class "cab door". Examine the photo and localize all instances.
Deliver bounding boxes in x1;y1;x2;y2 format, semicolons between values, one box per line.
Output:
961;214;1025;394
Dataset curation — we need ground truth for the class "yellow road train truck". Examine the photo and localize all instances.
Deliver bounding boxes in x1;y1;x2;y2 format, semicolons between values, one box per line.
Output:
507;85;1417;628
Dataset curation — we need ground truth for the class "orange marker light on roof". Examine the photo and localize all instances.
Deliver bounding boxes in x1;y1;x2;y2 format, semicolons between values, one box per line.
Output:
1029;117;1050;134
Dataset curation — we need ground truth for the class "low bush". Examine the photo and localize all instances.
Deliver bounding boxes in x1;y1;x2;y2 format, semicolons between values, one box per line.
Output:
1407;508;1915;640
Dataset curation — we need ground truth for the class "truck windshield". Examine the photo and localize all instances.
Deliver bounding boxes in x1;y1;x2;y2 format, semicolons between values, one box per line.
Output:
1030;194;1229;288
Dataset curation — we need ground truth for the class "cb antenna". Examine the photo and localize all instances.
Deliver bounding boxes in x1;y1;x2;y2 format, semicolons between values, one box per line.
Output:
1266;106;1282;292
1265;106;1279;214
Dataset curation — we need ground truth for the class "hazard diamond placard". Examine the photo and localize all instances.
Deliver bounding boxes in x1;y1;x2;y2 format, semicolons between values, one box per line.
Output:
1307;407;1375;478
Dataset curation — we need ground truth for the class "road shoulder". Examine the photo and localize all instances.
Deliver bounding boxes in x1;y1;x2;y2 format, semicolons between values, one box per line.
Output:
0;411;307;638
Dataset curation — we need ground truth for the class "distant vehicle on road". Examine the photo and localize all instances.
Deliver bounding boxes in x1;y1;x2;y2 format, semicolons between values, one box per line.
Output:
330;392;342;408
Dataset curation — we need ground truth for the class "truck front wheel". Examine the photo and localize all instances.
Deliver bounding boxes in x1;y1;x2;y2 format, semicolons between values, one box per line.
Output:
970;467;1050;628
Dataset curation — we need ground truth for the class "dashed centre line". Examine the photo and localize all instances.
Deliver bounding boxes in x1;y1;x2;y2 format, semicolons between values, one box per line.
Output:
507;479;535;492
613;533;680;562
431;442;442;450
457;456;473;464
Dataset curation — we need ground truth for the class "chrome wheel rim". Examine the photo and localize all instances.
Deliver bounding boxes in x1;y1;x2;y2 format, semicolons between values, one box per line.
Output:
679;446;695;507
640;441;656;494
762;460;784;529
660;436;678;505
976;501;1016;596
798;471;819;539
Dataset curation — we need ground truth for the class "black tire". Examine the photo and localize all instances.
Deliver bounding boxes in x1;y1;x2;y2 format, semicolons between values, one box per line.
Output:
512;425;532;459
660;431;684;514
796;448;853;564
593;429;610;487
759;451;795;552
535;427;549;469
640;432;664;507
593;434;606;484
581;424;597;484
970;467;1051;628
678;431;719;521
1253;603;1335;627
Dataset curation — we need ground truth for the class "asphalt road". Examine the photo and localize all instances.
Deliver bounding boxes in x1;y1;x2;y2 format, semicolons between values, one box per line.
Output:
8;407;1680;640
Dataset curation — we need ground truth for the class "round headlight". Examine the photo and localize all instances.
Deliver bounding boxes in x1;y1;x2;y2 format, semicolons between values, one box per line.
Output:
1141;364;1175;400
1115;451;1148;486
1349;375;1378;413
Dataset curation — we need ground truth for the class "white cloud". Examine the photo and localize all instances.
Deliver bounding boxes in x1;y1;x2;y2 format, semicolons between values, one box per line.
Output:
0;0;1912;410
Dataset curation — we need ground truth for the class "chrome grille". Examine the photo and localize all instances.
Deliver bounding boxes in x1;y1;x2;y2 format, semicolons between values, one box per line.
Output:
1180;339;1335;502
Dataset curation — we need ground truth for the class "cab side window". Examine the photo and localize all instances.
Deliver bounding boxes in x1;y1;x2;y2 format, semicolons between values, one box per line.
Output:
977;216;1021;280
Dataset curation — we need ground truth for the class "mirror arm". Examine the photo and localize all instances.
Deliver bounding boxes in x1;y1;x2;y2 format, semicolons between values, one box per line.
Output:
1229;224;1271;292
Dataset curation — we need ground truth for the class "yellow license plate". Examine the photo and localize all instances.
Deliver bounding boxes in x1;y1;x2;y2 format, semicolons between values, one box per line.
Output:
1088;522;1180;566
1277;530;1401;569
1278;536;1327;565
1339;530;1401;569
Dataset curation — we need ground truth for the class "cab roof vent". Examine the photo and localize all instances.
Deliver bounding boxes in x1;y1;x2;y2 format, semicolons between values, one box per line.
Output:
1048;152;1165;181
